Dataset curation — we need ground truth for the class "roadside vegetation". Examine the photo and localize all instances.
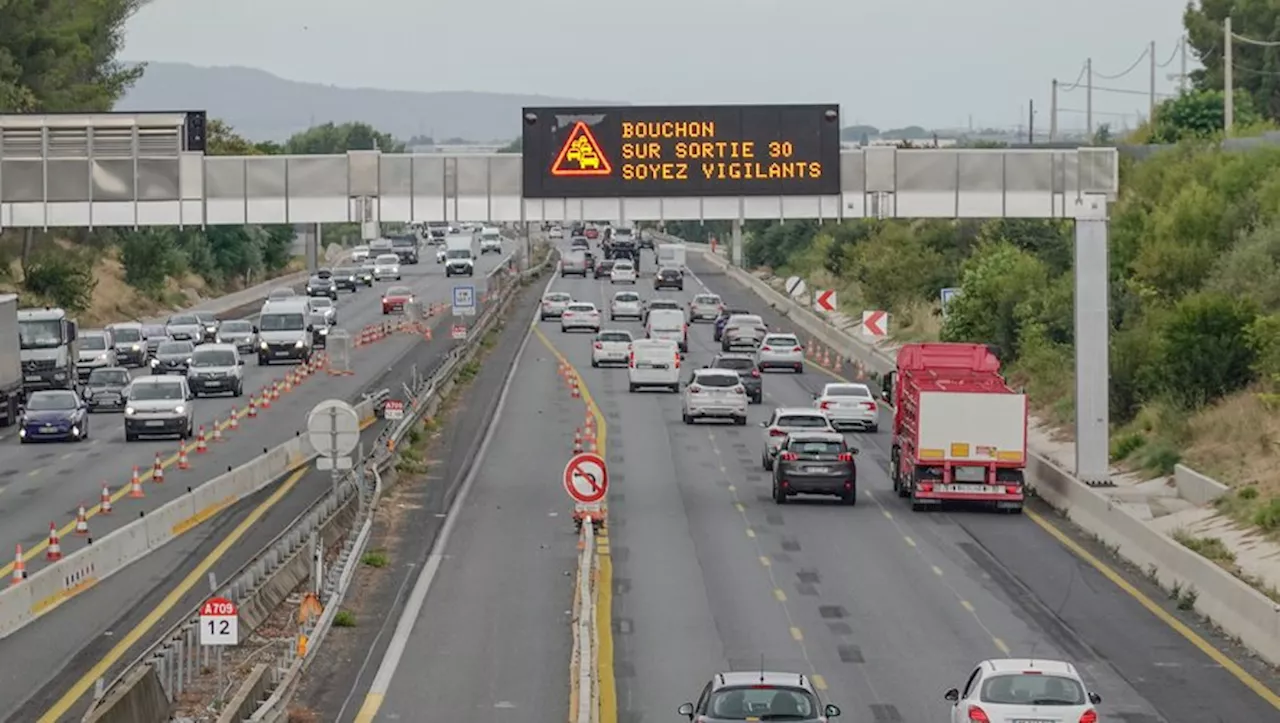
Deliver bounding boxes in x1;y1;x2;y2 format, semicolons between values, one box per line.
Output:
0;2;407;325
709;2;1280;537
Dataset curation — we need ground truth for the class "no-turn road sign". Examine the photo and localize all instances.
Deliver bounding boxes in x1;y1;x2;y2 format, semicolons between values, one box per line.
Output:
563;452;608;504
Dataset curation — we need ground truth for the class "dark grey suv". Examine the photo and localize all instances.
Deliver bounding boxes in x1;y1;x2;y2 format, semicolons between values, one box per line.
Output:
709;353;762;403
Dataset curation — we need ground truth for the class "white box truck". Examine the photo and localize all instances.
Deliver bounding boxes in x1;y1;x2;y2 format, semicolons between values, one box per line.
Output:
0;294;23;426
444;234;478;277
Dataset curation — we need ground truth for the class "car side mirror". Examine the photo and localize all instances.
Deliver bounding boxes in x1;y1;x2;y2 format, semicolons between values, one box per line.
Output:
328;316;337;326
944;688;960;702
1088;692;1102;705
879;390;890;402
824;704;842;717
306;324;315;333
758;421;768;428
186;390;195;401
677;703;694;719
238;358;246;365
252;325;259;334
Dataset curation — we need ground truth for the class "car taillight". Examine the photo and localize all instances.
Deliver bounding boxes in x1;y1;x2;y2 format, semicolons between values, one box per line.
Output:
674;353;681;369
769;429;788;437
1078;710;1097;723
732;385;745;395
861;401;877;411
837;452;853;462
689;385;702;394
1004;483;1020;495
594;342;603;350
792;345;803;352
918;482;934;493
381;297;387;303
750;369;760;378
966;706;990;722
819;401;831;410
629;352;635;367
761;346;772;351
779;452;798;461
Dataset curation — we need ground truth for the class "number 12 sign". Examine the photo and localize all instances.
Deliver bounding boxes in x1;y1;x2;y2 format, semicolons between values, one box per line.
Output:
200;596;239;646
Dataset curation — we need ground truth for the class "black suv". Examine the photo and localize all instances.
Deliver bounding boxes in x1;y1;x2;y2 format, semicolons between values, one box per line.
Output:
306;271;338;300
709;353;762;403
390;235;419;264
331;267;361;292
654;267;684;291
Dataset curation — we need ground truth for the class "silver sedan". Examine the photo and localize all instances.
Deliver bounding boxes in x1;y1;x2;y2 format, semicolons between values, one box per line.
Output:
756;333;805;372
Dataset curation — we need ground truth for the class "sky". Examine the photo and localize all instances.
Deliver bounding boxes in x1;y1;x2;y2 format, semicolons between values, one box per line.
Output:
122;0;1193;133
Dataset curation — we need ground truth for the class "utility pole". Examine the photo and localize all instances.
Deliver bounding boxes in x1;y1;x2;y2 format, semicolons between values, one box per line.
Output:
1028;99;1035;144
1180;36;1188;93
1149;40;1157;122
1050;79;1059;142
1086;58;1094;136
1225;16;1235;135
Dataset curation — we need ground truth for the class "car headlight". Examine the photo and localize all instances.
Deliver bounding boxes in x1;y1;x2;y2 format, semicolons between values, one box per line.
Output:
215;336;223;344
149;358;159;367
294;340;304;348
260;341;269;349
306;286;313;293
174;405;185;415
185;358;192;365
131;344;140;352
319;327;329;335
206;326;216;332
125;406;136;416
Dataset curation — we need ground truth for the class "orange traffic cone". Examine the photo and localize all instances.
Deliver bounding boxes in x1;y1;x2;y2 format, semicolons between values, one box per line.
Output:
11;545;25;585
284;372;294;392
177;442;190;470
573;429;583;454
74;504;89;535
229;411;240;431
129;468;145;498
587;439;597;454
247;399;258;418
271;382;280;401
195;426;208;453
46;523;62;561
212;423;223;443
260;389;271;410
153;453;165;483
423;326;432;341
100;484;112;514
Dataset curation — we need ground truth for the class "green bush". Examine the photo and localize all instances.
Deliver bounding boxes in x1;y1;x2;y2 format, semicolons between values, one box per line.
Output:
1153;292;1258;408
23;255;96;312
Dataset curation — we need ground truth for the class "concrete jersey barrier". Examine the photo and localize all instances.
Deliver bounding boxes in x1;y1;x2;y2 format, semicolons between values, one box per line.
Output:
0;396;376;640
687;244;1280;667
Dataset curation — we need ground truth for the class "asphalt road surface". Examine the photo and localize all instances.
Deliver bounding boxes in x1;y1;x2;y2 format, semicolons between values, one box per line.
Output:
0;248;511;585
0;248;513;722
355;241;1280;723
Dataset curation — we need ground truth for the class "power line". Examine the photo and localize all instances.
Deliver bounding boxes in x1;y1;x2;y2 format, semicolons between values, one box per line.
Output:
1230;32;1280;48
1061;83;1176;98
1231;62;1280;78
1094;46;1151;79
1157;38;1183;68
1059;63;1089;92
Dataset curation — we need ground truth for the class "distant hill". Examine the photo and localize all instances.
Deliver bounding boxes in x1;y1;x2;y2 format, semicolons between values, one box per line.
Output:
116;62;622;143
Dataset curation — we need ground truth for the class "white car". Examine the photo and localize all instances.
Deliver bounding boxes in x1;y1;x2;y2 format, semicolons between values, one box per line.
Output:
591;329;633;367
561;302;601;333
760;407;836;470
610;291;643;320
540;292;572;320
351;245;370;262
628;338;681;393
682;369;749;425
814;382;879;432
435;247;447;263
756;333;805;372
373;253;402;281
610;260;637;284
689;293;723;322
944;658;1102;723
549;226;564;239
480;228;503;254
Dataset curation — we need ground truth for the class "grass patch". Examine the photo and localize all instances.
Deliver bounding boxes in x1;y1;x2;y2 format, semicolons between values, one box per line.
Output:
361;549;389;568
891;298;943;343
455;360;481;384
1172;528;1280;603
333;610;357;627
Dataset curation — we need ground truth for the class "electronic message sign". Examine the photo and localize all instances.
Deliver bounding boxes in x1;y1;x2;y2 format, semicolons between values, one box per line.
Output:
521;104;841;198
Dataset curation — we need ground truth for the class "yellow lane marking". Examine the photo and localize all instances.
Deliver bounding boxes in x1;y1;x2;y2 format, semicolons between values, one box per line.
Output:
960;599;975;613
811;674;828;691
1027;509;1280;709
760;556;771;567
932;565;944;577
790;626;804;641
734;502;745;512
0;397;374;580
38;465;309;722
903;536;916;548
774;588;787;602
531;324;617;723
808;346;1280;707
27;468;41;477
745;528;756;539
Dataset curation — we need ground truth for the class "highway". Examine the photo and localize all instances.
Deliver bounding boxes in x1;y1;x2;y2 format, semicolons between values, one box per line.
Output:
0;244;513;721
350;241;1280;723
0;247;511;586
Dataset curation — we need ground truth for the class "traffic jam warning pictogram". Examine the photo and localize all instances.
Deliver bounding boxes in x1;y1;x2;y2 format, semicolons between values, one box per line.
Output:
563;452;608;504
551;121;613;177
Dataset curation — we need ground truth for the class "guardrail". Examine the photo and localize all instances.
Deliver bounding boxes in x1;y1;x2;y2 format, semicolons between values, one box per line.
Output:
78;237;558;722
571;519;598;723
686;244;1280;667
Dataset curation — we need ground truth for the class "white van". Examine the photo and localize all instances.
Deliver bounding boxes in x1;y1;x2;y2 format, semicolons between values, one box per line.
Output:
646;308;688;352
628;338;681;393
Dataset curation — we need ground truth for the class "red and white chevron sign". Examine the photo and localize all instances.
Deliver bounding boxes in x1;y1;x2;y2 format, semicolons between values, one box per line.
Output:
814;290;837;313
862;310;888;337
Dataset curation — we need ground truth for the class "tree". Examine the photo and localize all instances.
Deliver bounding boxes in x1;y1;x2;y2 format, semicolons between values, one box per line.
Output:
1148;88;1261;142
284;122;405;154
1185;1;1280;120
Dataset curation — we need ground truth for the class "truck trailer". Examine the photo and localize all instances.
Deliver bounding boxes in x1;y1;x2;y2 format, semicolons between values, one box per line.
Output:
880;342;1027;513
0;295;21;426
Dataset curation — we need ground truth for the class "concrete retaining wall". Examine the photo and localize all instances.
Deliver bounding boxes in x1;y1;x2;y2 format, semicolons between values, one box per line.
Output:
82;665;168;723
217;664;270;723
689;245;1280;667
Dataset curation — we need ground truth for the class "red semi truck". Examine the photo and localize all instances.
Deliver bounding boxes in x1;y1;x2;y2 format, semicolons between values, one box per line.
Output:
879;342;1028;513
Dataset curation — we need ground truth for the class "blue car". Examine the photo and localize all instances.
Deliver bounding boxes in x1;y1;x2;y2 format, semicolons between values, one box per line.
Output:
19;390;90;443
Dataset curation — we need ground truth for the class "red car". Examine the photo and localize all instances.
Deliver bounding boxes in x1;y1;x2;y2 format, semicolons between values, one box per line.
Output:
585;227;599;240
382;286;414;314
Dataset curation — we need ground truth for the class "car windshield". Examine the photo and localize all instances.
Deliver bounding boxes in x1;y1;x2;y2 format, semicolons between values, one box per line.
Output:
568;304;595;312
614;293;640;302
269;288;294;298
169;314;197;326
387;287;411;297
27;392;78;411
18;319;64;349
696;372;739;387
827;385;871;398
81;335;107;351
310;276;329;284
705;686;818;720
730;316;763;326
335;267;357;276
545;294;571;303
695;295;721;304
311;298;333;309
195;313;217;324
142;325;167;338
111;327;141;343
376;255;399;264
391;237;415;247
651;300;679;308
598;331;631;343
482;230;500;239
260;313;305;331
317;268;333;278
714;357;754;371
614;263;633;270
158;341;193;355
88;369;130;386
765;335;798;346
789;439;845;455
446;249;471;259
659;269;680;277
980;674;1086;705
778;415;830;428
192;350;236;367
131;382;184;401
221;321;252;334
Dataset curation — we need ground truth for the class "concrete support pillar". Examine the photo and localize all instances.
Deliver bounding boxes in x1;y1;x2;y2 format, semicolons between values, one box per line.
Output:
731;219;743;268
1073;195;1111;486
